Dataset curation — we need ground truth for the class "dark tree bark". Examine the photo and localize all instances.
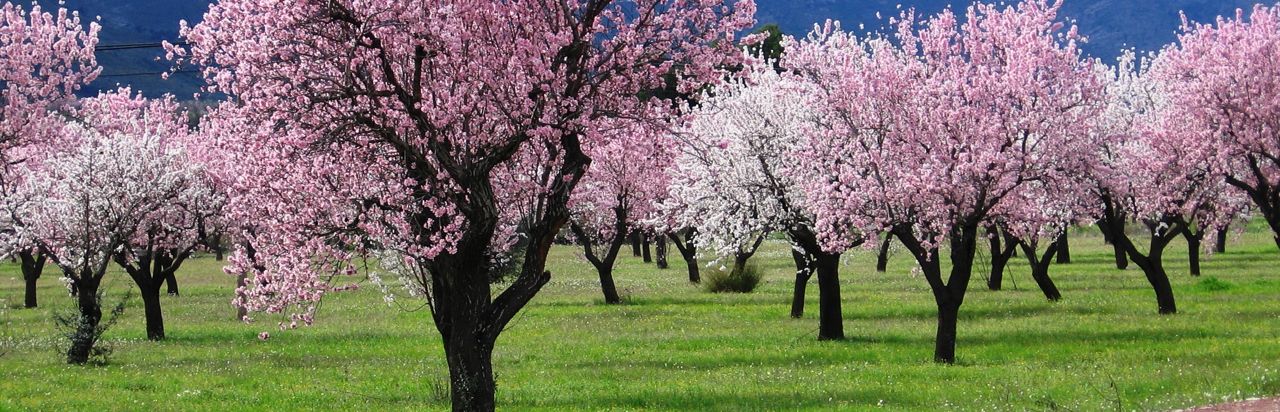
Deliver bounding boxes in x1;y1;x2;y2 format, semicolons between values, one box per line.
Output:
1181;226;1203;276
895;223;980;364
1225;157;1280;252
641;235;652;263
66;271;103;365
655;235;668;269
668;229;700;283
19;249;47;308
115;247;194;340
788;226;856;341
1017;239;1062;301
1214;226;1227;253
164;267;180;296
1055;231;1071;264
1099;218;1129;270
569;205;630;304
629;231;642;257
875;232;893;272
789;249;813;319
1101;199;1180;314
986;226;1016;291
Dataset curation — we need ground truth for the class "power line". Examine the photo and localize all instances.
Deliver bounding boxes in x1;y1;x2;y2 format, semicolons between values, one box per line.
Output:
97;69;200;79
95;41;187;52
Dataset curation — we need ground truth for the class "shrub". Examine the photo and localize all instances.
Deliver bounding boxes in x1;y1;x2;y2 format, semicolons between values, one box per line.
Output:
704;263;762;293
1195;276;1232;292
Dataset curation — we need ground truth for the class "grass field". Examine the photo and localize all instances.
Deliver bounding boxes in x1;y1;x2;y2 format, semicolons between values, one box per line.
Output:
1;225;1278;411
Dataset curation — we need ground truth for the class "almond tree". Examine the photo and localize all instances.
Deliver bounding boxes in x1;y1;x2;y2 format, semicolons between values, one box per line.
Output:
671;59;858;339
0;1;99;309
796;1;1104;363
74;88;223;340
1091;51;1247;314
8;123;205;363
1155;5;1280;251
171;1;754;409
568;122;673;304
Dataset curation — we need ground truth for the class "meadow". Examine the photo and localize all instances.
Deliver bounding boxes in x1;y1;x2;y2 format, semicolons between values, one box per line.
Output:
0;225;1277;411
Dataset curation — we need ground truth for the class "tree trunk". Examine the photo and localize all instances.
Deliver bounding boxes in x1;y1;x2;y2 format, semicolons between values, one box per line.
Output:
655;236;668;269
24;275;38;309
1020;241;1062;301
896;224;978;364
1214;227;1227;253
876;233;892;272
164;270;180;296
444;337;496;412
66;274;102;365
986;226;1015;291
19;250;45;308
1134;255;1177;314
140;284;166;340
1055;231;1071;264
1185;230;1202;276
641;236;652;263
935;301;959;364
1111;218;1179;315
597;265;622;304
1100;219;1129;269
813;252;843;341
668;231;699;283
789;249;811;319
629;231;642;256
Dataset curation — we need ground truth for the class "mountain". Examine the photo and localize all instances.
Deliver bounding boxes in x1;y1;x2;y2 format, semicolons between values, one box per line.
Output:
50;0;1266;99
755;0;1261;59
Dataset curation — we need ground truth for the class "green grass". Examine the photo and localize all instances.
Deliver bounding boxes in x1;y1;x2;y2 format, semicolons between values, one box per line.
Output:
1;224;1278;411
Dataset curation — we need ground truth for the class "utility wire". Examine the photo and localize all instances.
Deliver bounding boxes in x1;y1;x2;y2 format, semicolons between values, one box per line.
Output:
94;41;187;52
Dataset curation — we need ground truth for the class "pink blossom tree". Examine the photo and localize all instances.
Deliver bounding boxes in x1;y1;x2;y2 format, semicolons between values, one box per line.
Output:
568;122;673;304
1089;51;1250;315
170;1;755;409
0;1;100;309
794;1;1103;363
1155;5;1280;251
670;59;859;339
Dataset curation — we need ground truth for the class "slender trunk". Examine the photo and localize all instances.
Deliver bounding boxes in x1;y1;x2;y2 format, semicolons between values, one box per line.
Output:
987;226;1015;291
1055;231;1071;264
655;236;668;269
597;265;622;304
813;252;843;341
66;274;102;365
876;233;892;272
1214;227;1227;253
24;276;38;308
668;231;699;283
1020;241;1062;301
1101;219;1129;269
641;236;652;263
140;284;165;340
789;249;811;319
1112;220;1179;315
629;231;642;257
164;270;180;296
20;250;45;308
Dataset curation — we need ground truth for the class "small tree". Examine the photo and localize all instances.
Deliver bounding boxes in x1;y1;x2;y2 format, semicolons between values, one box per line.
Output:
0;1;100;309
1156;5;1280;251
795;1;1103;363
9;124;204;362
